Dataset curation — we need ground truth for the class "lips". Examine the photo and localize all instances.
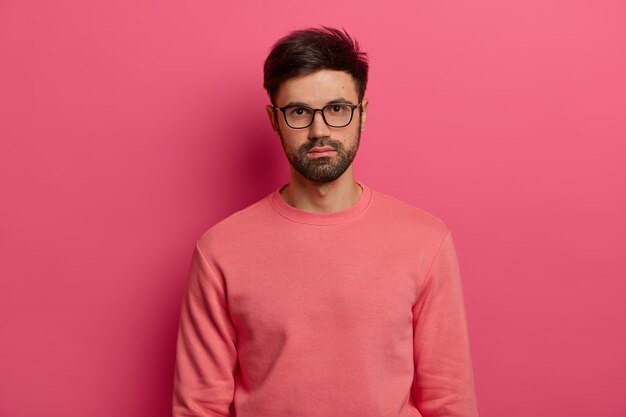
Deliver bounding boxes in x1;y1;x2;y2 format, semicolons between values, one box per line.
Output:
307;148;337;158
308;146;336;153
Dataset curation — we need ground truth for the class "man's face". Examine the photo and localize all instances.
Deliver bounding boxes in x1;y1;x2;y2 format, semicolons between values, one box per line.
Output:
267;69;368;184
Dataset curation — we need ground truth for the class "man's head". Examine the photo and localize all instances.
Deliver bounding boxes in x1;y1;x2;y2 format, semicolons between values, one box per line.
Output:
263;27;369;185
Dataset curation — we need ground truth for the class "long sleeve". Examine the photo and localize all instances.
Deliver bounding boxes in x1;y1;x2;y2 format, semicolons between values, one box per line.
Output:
412;232;479;417
172;242;238;417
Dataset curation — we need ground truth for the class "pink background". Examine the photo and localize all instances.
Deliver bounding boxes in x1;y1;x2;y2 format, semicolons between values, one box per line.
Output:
1;1;625;416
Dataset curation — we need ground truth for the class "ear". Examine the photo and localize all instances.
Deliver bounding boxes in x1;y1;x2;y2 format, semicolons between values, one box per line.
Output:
359;98;369;131
266;105;280;135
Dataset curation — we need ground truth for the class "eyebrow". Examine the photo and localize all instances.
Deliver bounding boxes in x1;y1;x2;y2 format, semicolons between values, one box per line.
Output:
281;97;356;107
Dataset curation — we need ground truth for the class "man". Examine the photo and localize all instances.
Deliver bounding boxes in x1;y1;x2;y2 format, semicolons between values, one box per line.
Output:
172;27;479;417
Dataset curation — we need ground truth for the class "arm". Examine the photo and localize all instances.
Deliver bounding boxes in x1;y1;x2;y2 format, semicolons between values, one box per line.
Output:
172;242;238;417
412;231;479;417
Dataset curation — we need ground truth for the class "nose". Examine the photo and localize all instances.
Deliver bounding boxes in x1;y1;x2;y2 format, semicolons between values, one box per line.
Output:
308;109;331;140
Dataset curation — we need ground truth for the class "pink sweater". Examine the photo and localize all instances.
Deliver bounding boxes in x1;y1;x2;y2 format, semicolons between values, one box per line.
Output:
172;182;479;417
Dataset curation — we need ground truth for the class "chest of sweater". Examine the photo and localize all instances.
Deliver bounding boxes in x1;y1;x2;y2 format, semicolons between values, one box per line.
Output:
213;225;424;383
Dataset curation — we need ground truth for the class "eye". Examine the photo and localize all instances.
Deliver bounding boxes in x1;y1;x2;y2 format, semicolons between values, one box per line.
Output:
329;104;349;114
287;106;312;117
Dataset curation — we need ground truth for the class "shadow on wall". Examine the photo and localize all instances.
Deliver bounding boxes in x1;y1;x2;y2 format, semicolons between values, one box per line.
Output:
194;82;286;222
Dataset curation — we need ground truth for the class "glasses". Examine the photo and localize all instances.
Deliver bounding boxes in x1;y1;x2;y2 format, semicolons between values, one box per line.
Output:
273;102;361;129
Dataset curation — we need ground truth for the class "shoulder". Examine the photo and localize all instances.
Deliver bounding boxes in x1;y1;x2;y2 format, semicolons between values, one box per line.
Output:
368;186;451;239
196;191;273;251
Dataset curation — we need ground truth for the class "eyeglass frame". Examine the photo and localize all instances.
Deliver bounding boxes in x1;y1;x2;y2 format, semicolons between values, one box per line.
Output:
272;101;363;129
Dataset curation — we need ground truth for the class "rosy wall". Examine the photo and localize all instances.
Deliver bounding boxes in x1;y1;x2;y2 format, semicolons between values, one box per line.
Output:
1;1;625;416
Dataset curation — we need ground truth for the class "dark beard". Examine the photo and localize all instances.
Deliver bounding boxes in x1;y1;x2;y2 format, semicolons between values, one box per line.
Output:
280;130;361;184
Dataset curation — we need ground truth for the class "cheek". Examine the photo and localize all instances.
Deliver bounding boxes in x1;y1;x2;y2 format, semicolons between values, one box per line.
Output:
281;130;308;144
338;126;361;146
280;132;307;153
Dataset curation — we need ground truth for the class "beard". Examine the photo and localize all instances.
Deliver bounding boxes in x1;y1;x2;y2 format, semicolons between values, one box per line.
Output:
278;125;361;185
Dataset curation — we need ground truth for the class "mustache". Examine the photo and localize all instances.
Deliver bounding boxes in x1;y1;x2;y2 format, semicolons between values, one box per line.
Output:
303;139;343;152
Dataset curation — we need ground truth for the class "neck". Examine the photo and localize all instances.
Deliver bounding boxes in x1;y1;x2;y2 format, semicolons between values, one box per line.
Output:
280;169;363;213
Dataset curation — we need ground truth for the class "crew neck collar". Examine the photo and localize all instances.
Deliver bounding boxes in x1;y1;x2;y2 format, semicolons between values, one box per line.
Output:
269;181;372;226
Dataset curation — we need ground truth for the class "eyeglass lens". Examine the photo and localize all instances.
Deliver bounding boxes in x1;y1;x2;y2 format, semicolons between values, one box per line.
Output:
283;104;355;128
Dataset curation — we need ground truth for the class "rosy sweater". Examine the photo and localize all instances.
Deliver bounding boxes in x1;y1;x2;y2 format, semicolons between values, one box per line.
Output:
172;182;479;417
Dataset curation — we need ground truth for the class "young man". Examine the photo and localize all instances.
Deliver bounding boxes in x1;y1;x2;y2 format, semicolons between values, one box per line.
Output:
172;27;479;417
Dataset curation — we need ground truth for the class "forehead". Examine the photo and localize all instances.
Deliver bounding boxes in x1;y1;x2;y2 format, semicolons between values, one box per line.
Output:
275;69;359;106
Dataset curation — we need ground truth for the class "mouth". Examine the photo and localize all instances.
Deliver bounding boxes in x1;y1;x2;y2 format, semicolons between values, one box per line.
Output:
309;146;336;152
307;146;337;158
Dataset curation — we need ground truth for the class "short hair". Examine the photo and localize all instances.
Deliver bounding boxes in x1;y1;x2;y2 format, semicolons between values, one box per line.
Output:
263;26;369;104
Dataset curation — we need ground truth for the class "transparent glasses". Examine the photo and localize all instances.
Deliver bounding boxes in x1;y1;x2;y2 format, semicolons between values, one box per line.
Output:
274;102;361;129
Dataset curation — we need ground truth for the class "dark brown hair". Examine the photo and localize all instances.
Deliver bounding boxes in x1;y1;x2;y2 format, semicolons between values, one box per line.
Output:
263;26;369;104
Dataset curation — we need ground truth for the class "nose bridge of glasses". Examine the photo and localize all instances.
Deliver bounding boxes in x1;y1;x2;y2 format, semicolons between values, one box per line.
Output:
311;108;329;127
